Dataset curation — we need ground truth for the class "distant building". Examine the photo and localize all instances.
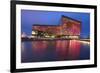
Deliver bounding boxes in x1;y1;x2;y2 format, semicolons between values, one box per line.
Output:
21;32;27;38
32;15;81;39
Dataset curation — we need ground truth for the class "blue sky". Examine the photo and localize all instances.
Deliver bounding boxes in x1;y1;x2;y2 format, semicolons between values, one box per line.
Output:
21;10;90;38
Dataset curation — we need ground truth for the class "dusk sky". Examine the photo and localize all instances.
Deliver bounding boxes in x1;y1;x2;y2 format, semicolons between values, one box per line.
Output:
21;10;90;38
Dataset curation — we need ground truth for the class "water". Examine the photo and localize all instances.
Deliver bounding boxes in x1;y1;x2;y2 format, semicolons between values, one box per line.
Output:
21;40;90;63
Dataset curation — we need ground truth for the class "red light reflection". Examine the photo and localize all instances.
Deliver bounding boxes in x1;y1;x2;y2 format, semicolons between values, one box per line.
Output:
68;40;81;59
31;40;81;60
55;40;69;60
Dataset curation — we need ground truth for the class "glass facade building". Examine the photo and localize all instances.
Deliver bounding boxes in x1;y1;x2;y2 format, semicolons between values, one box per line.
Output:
32;15;81;39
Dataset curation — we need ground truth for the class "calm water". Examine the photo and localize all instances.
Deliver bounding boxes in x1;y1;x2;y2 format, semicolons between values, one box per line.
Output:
21;40;90;63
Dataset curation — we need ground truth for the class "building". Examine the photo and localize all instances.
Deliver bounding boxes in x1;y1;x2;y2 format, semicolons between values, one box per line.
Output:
32;15;81;39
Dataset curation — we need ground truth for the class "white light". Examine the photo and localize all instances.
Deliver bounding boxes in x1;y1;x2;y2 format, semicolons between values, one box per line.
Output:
51;36;55;38
69;36;79;39
79;41;90;45
32;31;36;35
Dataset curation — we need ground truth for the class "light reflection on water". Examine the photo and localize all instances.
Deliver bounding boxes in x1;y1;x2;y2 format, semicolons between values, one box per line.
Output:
21;40;90;63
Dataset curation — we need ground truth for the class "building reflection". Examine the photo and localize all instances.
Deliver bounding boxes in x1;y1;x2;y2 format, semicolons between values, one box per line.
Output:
27;40;81;61
68;40;81;60
31;41;48;59
55;40;69;60
55;40;81;60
